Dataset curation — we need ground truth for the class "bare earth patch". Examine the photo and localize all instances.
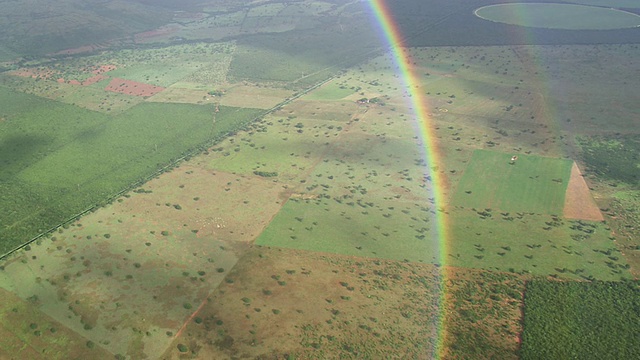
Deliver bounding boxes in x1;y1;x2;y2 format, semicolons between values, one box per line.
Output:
564;162;604;221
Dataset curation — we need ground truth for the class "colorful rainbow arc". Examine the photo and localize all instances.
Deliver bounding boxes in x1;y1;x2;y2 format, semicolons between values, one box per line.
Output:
366;0;449;357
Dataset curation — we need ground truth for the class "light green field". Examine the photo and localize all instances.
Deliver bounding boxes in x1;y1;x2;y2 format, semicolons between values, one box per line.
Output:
451;150;573;214
256;198;438;263
201;116;343;181
302;81;355;101
475;3;640;30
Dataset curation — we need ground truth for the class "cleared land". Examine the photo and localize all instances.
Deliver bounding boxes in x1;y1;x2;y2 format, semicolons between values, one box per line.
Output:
451;150;573;215
564;162;604;221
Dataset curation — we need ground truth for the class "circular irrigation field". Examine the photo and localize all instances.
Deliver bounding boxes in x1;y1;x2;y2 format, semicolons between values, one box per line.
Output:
474;3;640;30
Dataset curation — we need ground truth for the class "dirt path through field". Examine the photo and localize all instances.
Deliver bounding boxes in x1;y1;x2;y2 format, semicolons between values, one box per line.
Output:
564;162;604;221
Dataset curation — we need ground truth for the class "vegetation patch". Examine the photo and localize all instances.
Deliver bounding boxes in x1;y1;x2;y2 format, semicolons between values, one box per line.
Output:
520;279;640;360
579;135;640;187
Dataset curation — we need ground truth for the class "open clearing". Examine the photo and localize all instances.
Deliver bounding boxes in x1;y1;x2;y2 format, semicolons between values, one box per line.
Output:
564;162;604;221
451;150;573;214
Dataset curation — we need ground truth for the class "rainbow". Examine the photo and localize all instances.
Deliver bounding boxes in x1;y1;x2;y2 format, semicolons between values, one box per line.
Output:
366;0;449;357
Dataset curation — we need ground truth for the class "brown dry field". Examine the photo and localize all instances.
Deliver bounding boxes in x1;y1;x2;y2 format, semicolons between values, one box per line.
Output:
159;247;525;359
219;85;294;110
0;164;287;359
147;85;210;104
160;246;443;359
105;78;165;97
564;162;604;221
0;288;112;360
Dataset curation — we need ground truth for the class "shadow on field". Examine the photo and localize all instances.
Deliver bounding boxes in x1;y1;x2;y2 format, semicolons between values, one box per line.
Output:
0;134;53;178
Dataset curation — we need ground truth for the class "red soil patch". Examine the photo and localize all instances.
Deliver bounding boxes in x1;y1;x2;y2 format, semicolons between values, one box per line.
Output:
105;78;165;97
564;162;604;221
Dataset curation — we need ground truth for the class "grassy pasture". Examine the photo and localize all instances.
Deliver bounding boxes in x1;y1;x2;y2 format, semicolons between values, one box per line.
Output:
256;197;438;263
520;280;640;360
301;81;355;101
201;116;342;181
447;208;630;281
451;150;573;214
254;127;437;262
161;246;444;359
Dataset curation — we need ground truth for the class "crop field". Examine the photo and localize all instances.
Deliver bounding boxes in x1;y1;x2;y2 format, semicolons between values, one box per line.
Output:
450;150;573;214
520;280;640;360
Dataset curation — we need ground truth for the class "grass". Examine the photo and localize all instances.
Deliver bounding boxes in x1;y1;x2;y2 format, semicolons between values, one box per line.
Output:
256;197;438;263
447;208;630;281
302;82;355;101
451;150;573;214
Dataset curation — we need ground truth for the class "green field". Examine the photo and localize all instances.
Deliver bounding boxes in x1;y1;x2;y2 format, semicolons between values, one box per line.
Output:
475;3;640;30
256;197;438;263
0;86;261;253
451;150;573;214
520;280;640;359
301;82;355;101
447;208;629;280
